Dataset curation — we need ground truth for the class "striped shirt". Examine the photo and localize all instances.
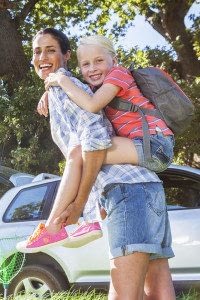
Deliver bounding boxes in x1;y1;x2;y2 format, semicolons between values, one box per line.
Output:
104;66;173;138
48;68;161;219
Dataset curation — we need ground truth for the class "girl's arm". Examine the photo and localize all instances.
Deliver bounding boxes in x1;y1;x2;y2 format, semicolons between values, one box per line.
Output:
45;72;120;113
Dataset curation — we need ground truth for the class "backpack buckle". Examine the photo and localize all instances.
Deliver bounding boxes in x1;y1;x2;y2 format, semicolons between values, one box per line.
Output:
129;103;138;112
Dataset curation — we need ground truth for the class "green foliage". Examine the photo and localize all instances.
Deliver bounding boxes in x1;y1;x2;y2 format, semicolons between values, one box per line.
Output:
0;71;63;174
58;160;66;176
117;47;150;68
173;77;200;167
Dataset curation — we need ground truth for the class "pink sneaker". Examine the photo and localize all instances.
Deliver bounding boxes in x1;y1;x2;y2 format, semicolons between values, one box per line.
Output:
67;222;103;248
16;223;69;253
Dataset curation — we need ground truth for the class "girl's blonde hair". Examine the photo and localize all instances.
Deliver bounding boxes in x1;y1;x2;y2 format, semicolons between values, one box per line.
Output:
77;35;116;57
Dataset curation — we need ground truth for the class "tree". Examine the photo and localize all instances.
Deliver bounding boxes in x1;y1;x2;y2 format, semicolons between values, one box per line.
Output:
0;0;199;172
0;0;199;86
0;0;39;90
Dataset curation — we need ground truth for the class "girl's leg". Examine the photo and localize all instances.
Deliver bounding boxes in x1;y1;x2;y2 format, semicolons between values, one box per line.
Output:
104;136;139;165
46;136;138;233
105;134;174;172
45;145;82;233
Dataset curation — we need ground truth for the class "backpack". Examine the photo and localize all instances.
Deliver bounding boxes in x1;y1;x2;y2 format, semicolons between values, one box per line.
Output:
108;65;195;160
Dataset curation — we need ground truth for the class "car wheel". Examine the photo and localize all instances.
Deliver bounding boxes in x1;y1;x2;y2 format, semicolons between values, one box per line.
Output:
8;264;69;299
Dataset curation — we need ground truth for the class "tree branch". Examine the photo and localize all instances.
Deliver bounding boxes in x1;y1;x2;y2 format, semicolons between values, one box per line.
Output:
144;0;194;42
145;8;169;41
144;0;200;77
15;0;40;26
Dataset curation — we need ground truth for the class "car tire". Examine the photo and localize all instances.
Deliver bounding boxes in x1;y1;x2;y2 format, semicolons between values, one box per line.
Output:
7;264;69;299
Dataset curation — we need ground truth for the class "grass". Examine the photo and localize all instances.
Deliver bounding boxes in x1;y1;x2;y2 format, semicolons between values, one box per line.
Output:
0;290;107;300
176;289;200;300
1;289;200;299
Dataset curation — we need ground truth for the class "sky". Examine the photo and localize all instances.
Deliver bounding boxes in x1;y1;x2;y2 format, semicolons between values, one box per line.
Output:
118;2;200;50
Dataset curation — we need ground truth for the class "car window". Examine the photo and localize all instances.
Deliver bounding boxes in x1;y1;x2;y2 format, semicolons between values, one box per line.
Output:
0;182;12;198
4;184;53;222
0;174;13;198
161;174;200;210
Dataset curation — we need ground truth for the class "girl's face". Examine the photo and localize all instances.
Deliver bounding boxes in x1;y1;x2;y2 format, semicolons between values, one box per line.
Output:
77;44;117;87
32;34;70;80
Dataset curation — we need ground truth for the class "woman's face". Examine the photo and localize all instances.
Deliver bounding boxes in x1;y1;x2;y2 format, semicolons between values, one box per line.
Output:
32;33;70;80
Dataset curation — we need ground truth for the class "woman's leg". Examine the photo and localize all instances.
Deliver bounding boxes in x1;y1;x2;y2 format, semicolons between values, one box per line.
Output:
109;252;149;300
45;145;82;233
104;136;139;165
144;258;176;300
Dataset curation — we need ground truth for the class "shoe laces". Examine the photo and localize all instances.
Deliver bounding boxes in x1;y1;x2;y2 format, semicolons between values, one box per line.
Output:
28;223;45;243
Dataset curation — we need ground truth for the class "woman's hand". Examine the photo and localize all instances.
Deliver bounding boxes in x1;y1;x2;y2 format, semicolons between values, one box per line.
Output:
37;91;49;117
45;72;64;90
53;202;84;226
100;207;107;220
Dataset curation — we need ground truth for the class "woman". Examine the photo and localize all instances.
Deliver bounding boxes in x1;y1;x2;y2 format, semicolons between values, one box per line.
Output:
25;29;174;251
17;28;175;300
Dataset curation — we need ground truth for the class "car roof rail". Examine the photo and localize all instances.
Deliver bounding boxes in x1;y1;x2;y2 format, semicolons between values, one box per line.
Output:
32;173;60;182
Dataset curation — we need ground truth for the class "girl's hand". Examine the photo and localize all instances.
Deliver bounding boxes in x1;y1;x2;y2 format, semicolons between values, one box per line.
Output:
45;72;64;90
37;91;49;117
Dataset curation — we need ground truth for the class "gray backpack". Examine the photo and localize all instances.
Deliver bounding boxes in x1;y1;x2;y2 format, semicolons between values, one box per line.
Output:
108;65;195;160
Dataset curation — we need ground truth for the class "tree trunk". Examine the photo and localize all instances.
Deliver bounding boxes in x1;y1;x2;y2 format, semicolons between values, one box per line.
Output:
146;0;200;79
0;10;29;85
161;10;200;78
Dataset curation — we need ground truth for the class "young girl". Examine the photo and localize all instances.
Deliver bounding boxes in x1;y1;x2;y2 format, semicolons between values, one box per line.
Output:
45;34;174;172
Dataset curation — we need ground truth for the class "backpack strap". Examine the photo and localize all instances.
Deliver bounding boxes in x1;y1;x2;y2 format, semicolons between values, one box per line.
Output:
108;97;162;161
109;97;139;113
109;97;163;118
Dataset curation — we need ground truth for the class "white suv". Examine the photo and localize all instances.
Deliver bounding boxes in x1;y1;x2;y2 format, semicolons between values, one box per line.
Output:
0;164;200;298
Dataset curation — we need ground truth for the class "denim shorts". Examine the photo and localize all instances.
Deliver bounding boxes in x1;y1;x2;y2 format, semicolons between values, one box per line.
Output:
99;182;174;260
133;132;175;173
